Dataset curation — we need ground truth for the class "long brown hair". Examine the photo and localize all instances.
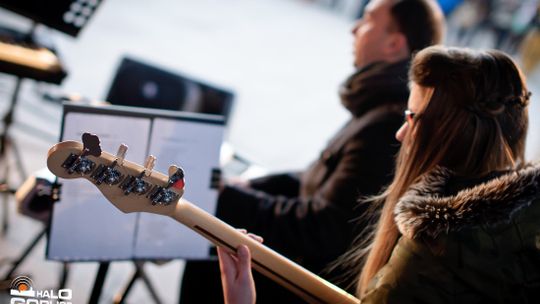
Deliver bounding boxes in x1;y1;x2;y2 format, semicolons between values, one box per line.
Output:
353;46;530;295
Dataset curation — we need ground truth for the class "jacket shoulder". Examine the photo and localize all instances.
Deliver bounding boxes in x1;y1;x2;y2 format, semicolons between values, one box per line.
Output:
361;237;456;303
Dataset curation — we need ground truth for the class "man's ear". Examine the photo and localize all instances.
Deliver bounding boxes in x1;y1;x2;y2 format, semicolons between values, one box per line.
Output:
384;32;409;58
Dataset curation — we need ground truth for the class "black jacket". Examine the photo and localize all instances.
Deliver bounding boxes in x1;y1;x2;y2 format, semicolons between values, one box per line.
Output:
180;60;410;303
216;60;409;271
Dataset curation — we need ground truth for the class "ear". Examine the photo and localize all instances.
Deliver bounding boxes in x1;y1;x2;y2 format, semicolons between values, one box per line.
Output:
384;32;409;58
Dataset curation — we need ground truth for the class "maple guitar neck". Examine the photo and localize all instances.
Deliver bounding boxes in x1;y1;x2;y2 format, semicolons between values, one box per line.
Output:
46;137;359;304
171;199;359;304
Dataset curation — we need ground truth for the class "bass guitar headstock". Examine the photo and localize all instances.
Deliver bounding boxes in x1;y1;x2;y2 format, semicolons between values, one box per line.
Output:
46;133;185;216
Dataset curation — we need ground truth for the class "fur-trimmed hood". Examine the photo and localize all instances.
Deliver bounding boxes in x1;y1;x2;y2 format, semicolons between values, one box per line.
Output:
395;164;540;239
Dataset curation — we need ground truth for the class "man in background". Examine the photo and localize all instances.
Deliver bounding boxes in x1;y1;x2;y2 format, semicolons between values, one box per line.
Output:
180;0;445;302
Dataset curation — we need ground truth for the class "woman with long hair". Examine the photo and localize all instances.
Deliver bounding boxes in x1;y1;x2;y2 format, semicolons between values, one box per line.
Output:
218;46;539;303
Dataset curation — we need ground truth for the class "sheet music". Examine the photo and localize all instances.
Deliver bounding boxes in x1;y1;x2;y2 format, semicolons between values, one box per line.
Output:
48;112;151;260
134;118;224;259
47;107;225;261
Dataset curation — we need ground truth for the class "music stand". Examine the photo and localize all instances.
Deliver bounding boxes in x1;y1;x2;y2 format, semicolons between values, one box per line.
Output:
98;57;235;303
0;0;104;233
0;0;101;293
89;262;162;304
51;104;225;303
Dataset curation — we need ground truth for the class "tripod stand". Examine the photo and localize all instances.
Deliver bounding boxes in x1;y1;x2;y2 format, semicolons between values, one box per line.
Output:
89;261;163;304
1;76;28;235
114;261;163;304
0;19;65;234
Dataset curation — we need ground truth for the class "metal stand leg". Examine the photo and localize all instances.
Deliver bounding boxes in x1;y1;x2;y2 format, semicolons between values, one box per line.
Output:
8;137;27;181
0;78;22;154
113;262;162;304
2;227;46;280
89;262;110;304
1;189;8;236
0;77;28;234
139;263;162;304
58;262;70;290
113;267;139;304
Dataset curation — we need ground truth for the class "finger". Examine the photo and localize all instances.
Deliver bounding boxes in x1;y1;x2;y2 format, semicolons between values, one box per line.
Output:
237;228;247;234
247;233;263;243
217;246;237;282
236;245;254;283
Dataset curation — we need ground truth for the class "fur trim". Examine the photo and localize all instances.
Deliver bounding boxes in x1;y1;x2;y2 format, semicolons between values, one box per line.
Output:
395;164;540;239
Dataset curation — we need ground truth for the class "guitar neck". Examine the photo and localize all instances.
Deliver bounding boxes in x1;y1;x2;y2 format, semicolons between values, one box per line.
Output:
45;138;358;304
171;198;359;304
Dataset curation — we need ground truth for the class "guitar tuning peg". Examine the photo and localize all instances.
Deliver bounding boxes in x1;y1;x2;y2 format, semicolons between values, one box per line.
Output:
144;155;156;176
116;144;128;165
82;133;102;157
168;165;179;177
168;165;185;190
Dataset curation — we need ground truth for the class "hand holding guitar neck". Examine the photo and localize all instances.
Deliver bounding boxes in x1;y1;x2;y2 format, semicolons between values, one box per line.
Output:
46;133;360;304
218;230;262;304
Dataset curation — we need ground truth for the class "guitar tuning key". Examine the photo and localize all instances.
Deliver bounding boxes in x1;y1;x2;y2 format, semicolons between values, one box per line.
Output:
146;184;179;206
91;163;124;186
76;158;96;174
116;144;128;166
144;155;156;176
147;185;164;205
133;179;150;195
157;190;178;205
81;133;102;157
61;153;96;175
143;165;184;206
61;132;103;175
119;174;150;195
134;160;183;205
167;165;185;190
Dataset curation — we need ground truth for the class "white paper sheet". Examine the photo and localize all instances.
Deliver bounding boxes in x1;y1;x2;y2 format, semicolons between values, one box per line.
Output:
48;109;224;261
48;112;151;261
134;118;224;259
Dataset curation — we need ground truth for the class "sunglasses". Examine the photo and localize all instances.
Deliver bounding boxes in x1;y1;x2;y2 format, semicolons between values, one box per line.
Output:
404;109;416;125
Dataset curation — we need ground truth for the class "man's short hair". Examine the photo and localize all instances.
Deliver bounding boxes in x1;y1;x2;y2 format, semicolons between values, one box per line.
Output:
389;0;444;54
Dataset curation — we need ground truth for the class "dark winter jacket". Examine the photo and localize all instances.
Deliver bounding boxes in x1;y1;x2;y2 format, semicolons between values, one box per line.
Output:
180;60;410;304
217;60;409;272
362;164;540;303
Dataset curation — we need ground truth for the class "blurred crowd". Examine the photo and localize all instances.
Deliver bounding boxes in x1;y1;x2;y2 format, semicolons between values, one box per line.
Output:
447;0;540;73
304;0;540;74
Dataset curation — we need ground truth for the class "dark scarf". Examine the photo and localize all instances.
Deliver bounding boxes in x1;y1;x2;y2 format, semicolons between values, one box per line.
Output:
339;60;410;117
